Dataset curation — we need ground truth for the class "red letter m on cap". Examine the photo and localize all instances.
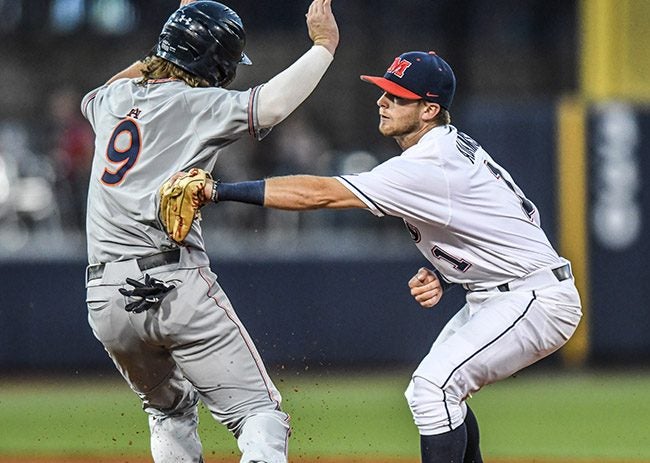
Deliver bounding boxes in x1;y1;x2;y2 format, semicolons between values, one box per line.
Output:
387;58;412;78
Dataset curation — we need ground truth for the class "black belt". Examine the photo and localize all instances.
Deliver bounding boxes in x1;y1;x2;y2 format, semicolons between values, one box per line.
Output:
495;263;572;292
86;248;181;282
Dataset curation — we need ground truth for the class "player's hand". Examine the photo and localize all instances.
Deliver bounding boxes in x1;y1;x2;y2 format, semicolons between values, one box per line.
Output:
408;267;444;309
306;0;339;56
202;176;215;203
179;0;197;6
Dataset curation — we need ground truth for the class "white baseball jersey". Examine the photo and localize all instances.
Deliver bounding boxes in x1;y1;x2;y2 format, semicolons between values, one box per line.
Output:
337;125;564;290
338;124;581;440
81;78;268;264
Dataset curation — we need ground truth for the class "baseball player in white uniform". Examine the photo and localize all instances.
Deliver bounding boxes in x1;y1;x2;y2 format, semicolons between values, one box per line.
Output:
81;1;338;462
184;51;583;462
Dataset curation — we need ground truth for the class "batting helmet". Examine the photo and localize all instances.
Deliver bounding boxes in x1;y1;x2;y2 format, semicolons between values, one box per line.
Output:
155;1;251;87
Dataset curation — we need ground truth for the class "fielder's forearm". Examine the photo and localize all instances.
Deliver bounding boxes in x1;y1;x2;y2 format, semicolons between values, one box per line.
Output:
265;176;341;210
256;46;334;128
212;175;365;210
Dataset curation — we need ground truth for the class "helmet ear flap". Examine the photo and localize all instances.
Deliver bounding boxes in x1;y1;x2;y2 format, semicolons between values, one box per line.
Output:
155;1;249;87
212;50;251;87
213;59;238;87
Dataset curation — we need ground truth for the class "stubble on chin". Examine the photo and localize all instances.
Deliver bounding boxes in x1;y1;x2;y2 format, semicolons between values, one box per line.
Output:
378;120;394;137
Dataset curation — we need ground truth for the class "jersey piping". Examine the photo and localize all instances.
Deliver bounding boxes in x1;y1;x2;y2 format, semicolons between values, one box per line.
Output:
440;291;537;390
336;175;389;216
415;291;538;431
248;85;262;138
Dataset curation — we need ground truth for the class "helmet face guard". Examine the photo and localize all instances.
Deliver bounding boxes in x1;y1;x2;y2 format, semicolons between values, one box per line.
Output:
156;1;250;87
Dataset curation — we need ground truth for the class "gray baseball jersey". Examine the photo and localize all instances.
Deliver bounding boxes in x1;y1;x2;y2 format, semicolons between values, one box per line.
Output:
82;78;268;264
82;77;290;463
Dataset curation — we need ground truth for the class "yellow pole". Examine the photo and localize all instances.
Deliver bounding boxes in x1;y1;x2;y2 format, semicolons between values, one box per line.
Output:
557;97;589;366
580;0;614;100
581;0;650;103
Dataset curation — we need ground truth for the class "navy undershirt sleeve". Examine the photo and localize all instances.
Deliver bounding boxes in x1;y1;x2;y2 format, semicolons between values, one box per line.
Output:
216;180;266;206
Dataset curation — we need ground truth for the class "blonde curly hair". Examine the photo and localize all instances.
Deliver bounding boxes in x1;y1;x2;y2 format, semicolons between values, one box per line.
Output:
138;55;208;88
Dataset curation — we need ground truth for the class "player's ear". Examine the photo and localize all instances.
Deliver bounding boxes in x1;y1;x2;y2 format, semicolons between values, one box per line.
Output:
421;102;441;123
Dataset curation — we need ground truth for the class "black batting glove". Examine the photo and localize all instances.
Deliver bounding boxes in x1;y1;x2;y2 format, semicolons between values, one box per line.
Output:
119;274;176;313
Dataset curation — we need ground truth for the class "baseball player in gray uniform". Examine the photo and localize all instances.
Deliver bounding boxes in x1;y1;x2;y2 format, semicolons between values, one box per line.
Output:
182;51;583;462
81;1;338;462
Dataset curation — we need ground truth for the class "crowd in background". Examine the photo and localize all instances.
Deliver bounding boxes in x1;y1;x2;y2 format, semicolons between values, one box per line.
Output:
0;0;578;258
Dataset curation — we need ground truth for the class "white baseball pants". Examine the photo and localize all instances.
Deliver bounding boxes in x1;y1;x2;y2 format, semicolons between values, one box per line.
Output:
405;274;582;435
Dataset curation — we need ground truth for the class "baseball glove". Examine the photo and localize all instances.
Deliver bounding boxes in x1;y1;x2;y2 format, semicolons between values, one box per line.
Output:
159;168;211;243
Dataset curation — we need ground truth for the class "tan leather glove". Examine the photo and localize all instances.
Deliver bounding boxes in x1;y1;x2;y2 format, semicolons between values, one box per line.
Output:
159;168;211;243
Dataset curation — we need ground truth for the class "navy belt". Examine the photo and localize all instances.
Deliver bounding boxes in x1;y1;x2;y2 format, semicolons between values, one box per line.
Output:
464;263;573;293
86;248;181;282
495;263;572;292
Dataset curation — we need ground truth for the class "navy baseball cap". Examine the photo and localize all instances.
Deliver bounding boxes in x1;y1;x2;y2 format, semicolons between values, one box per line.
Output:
361;51;456;110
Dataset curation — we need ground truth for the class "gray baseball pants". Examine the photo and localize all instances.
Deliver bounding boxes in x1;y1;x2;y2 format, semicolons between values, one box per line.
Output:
86;248;290;462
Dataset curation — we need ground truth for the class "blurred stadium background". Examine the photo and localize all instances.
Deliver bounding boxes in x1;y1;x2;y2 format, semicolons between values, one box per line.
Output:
0;0;649;460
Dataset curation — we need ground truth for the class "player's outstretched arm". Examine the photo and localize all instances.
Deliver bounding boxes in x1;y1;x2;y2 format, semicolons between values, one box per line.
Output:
408;268;444;309
104;0;197;85
158;169;364;242
256;0;339;127
264;175;361;210
203;175;365;210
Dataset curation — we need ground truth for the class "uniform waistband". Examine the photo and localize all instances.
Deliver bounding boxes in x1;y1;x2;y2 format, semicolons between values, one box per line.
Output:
463;263;572;293
86;249;182;285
